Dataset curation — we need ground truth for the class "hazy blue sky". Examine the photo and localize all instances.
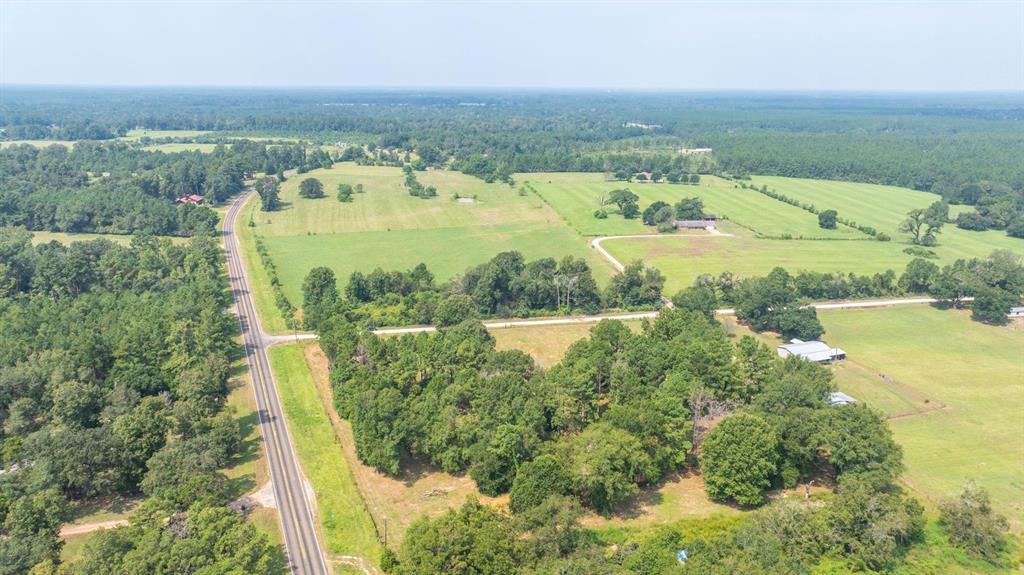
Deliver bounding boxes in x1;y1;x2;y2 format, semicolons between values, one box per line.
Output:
2;1;1022;90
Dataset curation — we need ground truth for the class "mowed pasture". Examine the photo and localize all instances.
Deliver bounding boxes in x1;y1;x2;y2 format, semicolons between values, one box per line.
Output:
142;143;221;153
603;234;909;294
252;164;615;304
820;306;1024;527
749;175;1023;261
522;172;861;238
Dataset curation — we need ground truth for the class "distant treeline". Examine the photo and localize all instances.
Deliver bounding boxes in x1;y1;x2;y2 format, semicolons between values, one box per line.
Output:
0;139;322;236
4;89;1023;193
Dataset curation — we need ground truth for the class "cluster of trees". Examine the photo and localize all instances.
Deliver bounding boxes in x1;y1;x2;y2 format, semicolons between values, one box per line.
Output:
333;306;962;573
901;250;1024;324
0;229;281;573
0;144;220;237
950;182;1024;238
321;302;910;512
255;175;282;210
0;139;324;237
336;182;364;202
402;165;437;198
675;267;828;340
678;250;1022;332
301;252;664;330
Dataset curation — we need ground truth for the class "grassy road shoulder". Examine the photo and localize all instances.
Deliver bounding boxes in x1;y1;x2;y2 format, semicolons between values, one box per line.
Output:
268;342;382;566
236;192;292;335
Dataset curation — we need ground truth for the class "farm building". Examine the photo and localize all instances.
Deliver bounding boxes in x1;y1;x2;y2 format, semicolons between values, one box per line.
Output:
679;147;713;155
828;391;857;406
673;220;716;230
777;339;846;363
175;194;205;205
1008;306;1024;318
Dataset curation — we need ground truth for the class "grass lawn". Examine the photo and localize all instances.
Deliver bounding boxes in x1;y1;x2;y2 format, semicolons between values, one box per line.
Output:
252;163;615;306
819;306;1024;527
522;172;860;238
269;342;382;564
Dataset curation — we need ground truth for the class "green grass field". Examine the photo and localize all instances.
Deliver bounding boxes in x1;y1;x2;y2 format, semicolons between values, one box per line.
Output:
522;172;861;238
749;175;1023;261
603;234;909;294
602;229;1022;295
142;143;221;153
820;307;1024;527
252;163;616;305
122;129;210;139
269;342;382;564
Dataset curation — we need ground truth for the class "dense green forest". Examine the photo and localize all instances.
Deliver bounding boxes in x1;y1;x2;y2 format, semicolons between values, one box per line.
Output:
0;230;283;574
3;88;1023;192
0;140;327;236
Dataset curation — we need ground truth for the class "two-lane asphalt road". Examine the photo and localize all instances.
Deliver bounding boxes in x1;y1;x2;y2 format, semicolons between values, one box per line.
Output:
223;191;329;575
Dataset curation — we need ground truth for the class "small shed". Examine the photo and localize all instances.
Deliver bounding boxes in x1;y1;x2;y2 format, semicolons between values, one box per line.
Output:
1008;306;1024;318
777;339;846;363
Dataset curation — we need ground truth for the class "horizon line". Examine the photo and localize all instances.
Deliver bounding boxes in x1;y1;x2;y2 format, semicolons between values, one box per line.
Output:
3;83;1023;96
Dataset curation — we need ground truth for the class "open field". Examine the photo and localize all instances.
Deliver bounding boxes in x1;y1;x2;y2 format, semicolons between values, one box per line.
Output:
492;320;643;367
603;233;908;294
252;163;616;305
121;129;211;139
749;175;1023;261
142;142;221;153
268;342;382;564
819;306;1024;527
603;230;1022;295
522;172;861;238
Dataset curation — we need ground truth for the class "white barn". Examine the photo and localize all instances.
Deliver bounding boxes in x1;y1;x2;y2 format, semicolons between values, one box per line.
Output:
777;339;846;364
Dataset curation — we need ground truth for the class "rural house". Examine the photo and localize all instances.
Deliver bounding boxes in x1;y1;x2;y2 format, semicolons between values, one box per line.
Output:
1008;306;1024;319
777;339;846;363
175;194;205;205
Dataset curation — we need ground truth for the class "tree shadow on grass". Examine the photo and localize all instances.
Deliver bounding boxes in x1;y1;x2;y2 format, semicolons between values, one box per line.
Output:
602;483;665;520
